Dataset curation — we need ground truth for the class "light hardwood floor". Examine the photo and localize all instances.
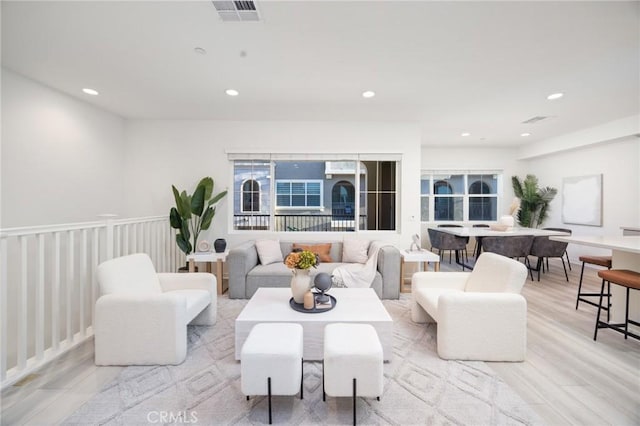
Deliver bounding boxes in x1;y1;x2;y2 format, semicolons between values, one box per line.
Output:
1;259;639;425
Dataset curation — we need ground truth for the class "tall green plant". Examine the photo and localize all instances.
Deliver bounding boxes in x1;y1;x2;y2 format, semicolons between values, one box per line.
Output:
511;175;557;228
169;177;227;255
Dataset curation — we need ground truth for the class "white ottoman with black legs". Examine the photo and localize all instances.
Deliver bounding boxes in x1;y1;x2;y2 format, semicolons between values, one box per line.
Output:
323;323;383;426
241;323;304;424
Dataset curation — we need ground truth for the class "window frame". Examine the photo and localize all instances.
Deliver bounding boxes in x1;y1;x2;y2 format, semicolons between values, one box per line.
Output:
420;171;502;223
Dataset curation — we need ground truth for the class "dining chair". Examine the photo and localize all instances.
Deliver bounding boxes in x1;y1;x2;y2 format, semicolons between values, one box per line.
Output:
480;235;535;280
529;236;569;281
542;227;572;271
436;224;469;262
428;228;469;269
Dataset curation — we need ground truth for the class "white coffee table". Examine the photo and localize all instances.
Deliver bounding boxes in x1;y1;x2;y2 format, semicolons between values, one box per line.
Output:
235;288;393;361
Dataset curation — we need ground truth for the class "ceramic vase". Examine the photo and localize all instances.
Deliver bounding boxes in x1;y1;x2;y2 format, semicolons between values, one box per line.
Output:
214;238;227;253
291;269;311;304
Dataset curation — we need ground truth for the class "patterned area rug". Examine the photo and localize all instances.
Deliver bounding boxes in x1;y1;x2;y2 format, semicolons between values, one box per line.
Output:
63;295;543;425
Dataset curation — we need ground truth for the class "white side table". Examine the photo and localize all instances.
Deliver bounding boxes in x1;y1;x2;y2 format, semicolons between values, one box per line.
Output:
400;249;440;293
187;250;229;294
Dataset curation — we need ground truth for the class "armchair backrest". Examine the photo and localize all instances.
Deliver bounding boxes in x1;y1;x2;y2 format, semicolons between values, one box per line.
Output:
465;252;528;293
97;253;162;295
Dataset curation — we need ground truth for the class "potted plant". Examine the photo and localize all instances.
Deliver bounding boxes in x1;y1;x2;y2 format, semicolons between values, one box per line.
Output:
169;177;227;262
511;174;557;228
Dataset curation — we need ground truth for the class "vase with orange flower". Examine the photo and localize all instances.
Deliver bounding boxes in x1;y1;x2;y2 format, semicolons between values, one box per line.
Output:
284;249;320;303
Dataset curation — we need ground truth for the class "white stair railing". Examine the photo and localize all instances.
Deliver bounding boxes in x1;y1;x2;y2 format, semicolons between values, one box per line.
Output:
0;215;184;389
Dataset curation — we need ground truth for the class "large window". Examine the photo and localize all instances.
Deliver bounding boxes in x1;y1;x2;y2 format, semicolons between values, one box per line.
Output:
232;157;399;232
421;171;501;222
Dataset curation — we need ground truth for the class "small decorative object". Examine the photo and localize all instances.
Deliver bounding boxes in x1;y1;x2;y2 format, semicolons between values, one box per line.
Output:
410;234;421;251
284;249;320;303
197;240;211;252
314;272;332;304
214;238;227;253
303;290;315;310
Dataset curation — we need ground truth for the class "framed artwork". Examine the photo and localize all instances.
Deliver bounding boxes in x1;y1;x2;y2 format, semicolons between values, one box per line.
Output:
562;174;603;226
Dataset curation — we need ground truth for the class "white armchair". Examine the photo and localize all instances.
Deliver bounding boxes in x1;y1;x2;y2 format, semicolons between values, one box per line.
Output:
94;253;216;366
411;252;528;361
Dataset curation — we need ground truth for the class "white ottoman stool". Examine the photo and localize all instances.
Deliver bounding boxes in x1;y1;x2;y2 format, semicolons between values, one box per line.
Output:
241;323;304;424
323;323;383;425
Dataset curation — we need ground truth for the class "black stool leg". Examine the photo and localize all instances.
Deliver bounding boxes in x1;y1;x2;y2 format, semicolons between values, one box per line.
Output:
561;258;568;282
577;261;586;309
607;281;611;323
268;377;272;425
625;287;630;339
300;359;304;399
353;378;357;426
322;361;325;402
594;279;607;341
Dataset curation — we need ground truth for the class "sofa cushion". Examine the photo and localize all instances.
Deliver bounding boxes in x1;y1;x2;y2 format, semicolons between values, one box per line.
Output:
97;253;162;295
255;240;284;265
464;252;527;293
292;243;333;262
414;287;463;322
164;289;211;323
342;239;370;264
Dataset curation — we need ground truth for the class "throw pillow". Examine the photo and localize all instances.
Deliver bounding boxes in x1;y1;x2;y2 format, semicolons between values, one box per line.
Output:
342;239;370;264
292;243;332;262
255;240;283;265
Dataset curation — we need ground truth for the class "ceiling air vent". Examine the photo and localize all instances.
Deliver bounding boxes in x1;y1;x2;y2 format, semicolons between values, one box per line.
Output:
212;1;260;22
521;116;549;124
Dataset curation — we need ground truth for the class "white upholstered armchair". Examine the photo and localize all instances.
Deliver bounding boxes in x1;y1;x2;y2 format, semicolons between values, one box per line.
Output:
411;252;528;361
94;253;217;366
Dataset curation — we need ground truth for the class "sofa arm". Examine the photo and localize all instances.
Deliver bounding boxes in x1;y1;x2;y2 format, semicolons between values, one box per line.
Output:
375;244;401;299
437;292;527;361
94;293;188;365
411;272;469;291
158;272;216;294
228;241;259;299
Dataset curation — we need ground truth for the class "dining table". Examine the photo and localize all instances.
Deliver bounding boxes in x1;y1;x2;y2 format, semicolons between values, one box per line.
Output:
550;234;640;336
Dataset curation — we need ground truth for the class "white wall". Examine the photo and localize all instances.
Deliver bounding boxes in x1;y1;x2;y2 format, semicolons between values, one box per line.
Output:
123;120;422;248
1;69;126;227
521;136;640;259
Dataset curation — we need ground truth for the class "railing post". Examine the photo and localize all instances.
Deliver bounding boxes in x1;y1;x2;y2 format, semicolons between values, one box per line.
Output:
99;214;118;261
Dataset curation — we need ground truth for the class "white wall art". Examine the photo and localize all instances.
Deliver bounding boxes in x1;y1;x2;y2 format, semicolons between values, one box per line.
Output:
562;174;603;226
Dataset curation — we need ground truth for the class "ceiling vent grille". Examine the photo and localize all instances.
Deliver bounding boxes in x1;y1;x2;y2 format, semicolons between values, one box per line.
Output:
212;1;260;22
522;116;550;124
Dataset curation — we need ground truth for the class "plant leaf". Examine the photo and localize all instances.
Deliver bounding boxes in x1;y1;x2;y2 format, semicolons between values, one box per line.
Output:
176;233;192;255
191;185;206;216
179;191;192;219
169;207;182;229
207;189;228;207
180;219;190;243
198;177;214;200
172;185;186;217
201;206;215;230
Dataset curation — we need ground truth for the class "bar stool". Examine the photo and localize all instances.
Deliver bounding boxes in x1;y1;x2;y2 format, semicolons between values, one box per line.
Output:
594;269;640;341
576;256;612;311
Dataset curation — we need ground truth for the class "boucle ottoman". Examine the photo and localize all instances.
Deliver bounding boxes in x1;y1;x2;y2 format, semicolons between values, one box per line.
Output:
323;323;383;425
241;323;304;424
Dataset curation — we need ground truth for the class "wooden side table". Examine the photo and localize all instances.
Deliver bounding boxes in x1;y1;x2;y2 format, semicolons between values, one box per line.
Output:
400;249;440;293
187;250;229;294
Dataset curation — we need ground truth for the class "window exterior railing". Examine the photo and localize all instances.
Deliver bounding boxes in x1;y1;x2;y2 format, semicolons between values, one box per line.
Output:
0;215;182;389
233;214;367;231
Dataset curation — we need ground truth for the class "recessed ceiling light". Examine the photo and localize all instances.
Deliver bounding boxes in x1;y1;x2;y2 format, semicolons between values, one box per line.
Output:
461;132;470;137
547;92;564;100
194;47;207;55
225;89;239;96
82;88;99;96
362;91;375;98
521;133;531;137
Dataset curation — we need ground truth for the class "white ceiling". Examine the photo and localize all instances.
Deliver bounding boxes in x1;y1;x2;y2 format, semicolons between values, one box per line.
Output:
2;1;638;146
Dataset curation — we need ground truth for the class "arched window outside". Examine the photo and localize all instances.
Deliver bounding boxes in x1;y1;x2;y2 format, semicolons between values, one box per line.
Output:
242;179;260;212
332;181;355;218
